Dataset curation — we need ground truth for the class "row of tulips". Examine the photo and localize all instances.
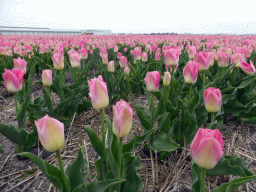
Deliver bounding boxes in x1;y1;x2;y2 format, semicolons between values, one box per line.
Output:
1;35;256;191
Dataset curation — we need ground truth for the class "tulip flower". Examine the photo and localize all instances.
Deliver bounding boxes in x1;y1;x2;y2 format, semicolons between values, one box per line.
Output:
190;128;223;169
117;52;122;59
142;52;148;62
42;69;52;87
155;52;161;61
132;49;141;61
78;48;88;60
164;49;180;66
195;51;210;71
113;99;133;138
203;87;222;113
145;44;151;53
163;71;171;86
231;53;244;68
124;48;128;52
102;53;108;65
240;60;256;75
217;52;229;67
3;68;25;93
124;67;130;75
208;52;215;67
187;46;197;60
70;53;81;69
183;61;200;84
13;57;27;73
114;45;119;52
52;53;64;70
119;56;128;68
144;71;160;92
88;75;109;110
108;61;115;73
35;115;65;152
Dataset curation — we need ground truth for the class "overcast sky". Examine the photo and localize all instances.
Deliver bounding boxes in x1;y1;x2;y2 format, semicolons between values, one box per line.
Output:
1;0;256;34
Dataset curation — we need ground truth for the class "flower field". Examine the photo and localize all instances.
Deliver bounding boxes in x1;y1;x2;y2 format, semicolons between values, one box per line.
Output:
0;34;256;192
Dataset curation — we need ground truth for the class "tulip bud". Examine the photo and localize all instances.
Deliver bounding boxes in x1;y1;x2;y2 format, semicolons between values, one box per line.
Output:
144;71;160;92
187;46;197;60
35;115;65;152
42;69;52;87
113;99;133;138
117;52;122;60
3;68;25;93
203;87;222;113
164;49;180;66
195;51;210;71
88;75;109;110
78;48;88;60
163;71;171;86
124;48;128;52
240;60;256;75
231;53;244;68
155;52;161;61
190;128;223;169
13;57;27;73
217;52;229;68
108;61;115;73
114;45;119;53
183;61;200;84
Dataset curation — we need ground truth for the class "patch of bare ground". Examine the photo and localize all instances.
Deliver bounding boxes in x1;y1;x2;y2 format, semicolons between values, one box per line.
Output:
0;74;256;191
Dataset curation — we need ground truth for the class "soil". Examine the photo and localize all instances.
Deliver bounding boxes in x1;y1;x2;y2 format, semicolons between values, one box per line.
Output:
0;73;256;192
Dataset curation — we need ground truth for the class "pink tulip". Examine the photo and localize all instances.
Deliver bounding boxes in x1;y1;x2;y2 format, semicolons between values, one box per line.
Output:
13;57;27;73
217;52;229;67
187;46;197;60
90;49;93;54
117;52;122;59
88;75;109;110
124;67;130;75
183;61;200;84
0;46;6;55
145;44;151;53
208;52;215;67
6;50;13;57
142;52;148;62
108;61;115;73
78;48;88;60
114;45;118;53
35;114;65;152
155;52;161;61
69;53;81;69
132;49;141;61
190;128;223;169
42;69;52;87
144;71;160;92
3;68;25;93
52;53;64;70
163;71;171;86
231;53;244;68
164;49;180;66
124;48;128;52
102;53;108;65
119;56;128;68
113;99;133;138
195;51;210;71
203;87;222;113
240;60;256;75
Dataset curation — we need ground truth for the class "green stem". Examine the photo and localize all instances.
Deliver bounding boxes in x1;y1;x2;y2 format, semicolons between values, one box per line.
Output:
150;94;154;123
118;137;123;177
202;71;205;90
211;112;215;124
100;109;105;146
171;66;175;103
200;168;206;192
14;93;19;115
58;70;64;102
189;84;193;104
56;150;69;192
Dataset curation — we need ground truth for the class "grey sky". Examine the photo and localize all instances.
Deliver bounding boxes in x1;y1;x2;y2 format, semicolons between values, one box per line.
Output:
1;0;256;34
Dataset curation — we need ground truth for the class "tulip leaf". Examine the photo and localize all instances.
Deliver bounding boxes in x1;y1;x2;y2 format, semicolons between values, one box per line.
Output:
191;162;207;192
153;99;162;121
42;87;53;115
152;132;179;152
66;146;88;192
72;178;126;192
122;129;154;154
19;152;63;192
94;159;105;181
83;126;108;161
121;155;143;192
157;112;172;134
211;175;256;192
133;104;153;132
206;155;254;177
